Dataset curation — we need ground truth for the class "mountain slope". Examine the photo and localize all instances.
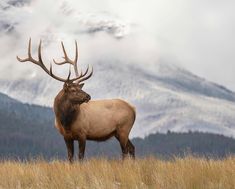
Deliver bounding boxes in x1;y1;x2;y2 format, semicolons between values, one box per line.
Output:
0;92;63;158
0;92;235;159
0;61;235;138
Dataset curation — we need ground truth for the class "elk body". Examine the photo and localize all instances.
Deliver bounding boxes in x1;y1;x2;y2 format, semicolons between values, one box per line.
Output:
17;39;136;161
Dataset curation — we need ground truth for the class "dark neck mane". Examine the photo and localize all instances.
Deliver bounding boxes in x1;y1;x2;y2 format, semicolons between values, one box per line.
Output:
54;92;79;131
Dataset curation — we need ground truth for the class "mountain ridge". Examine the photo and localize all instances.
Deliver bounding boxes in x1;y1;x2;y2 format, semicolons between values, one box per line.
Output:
0;61;235;138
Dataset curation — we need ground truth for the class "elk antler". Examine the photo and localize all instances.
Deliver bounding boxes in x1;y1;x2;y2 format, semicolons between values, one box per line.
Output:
53;41;93;84
16;38;83;83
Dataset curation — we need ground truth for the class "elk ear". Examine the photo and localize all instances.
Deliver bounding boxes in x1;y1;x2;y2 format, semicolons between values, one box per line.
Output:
79;83;85;89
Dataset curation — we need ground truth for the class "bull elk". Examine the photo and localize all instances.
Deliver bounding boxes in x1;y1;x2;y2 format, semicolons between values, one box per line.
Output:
17;39;136;161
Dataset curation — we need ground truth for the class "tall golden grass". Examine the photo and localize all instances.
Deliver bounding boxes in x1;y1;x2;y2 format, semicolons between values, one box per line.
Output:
0;156;234;189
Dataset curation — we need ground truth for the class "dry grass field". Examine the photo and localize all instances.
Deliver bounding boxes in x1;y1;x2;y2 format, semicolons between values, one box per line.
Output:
0;156;234;189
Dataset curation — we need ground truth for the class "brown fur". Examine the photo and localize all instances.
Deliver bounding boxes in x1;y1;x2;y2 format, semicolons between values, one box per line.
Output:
55;92;77;131
86;130;117;141
53;82;136;161
17;39;133;161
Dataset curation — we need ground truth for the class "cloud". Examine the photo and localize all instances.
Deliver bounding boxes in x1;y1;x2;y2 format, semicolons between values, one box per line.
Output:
0;0;235;91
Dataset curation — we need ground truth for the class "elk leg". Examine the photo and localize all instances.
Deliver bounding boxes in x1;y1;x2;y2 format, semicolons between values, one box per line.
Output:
64;138;74;163
78;139;86;160
127;140;135;159
116;134;128;159
121;141;128;159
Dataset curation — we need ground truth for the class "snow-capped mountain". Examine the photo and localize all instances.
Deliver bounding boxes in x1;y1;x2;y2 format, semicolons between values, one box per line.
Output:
1;60;235;138
1;0;235;139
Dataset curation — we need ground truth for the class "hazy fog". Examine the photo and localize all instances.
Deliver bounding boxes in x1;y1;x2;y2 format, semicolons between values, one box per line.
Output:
0;0;235;90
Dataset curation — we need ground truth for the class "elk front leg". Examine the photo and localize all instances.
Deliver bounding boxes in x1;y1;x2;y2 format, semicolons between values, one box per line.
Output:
64;138;74;163
78;138;86;160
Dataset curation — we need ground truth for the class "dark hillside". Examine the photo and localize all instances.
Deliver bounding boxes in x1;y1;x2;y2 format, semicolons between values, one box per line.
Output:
0;93;235;160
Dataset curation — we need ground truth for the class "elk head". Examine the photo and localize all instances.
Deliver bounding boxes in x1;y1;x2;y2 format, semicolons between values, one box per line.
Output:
16;39;93;105
62;82;91;105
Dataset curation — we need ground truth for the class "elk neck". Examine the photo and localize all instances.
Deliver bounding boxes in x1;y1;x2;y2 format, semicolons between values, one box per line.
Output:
54;91;80;131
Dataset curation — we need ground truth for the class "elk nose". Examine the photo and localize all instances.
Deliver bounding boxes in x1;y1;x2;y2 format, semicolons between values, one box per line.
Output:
87;94;91;101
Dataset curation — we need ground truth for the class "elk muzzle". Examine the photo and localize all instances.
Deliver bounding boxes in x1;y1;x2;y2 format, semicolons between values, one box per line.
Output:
85;94;91;103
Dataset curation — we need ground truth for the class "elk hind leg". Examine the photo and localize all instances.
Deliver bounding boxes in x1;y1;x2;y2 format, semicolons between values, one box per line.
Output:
127;140;135;159
116;133;128;159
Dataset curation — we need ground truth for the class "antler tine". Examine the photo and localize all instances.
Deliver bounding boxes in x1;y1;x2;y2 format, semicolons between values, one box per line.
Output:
17;38;37;64
69;64;89;81
48;63;71;82
67;65;72;81
38;40;47;70
80;65;89;77
53;42;70;65
37;40;66;82
74;40;79;77
17;38;82;83
76;65;93;84
53;41;79;77
75;40;78;64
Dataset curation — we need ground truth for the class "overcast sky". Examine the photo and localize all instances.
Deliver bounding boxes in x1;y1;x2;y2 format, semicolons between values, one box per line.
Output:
1;0;235;91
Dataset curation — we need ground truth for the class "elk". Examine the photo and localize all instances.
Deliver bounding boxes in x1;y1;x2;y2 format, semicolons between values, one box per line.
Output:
17;39;136;162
